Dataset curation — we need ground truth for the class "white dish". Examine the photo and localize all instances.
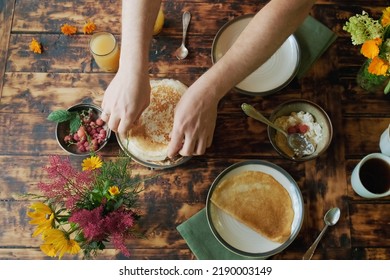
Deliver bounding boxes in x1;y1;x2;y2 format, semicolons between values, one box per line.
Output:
211;15;300;96
206;160;304;258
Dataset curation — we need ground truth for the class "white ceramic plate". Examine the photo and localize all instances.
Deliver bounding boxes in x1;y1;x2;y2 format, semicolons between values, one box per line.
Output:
211;15;300;96
206;160;304;258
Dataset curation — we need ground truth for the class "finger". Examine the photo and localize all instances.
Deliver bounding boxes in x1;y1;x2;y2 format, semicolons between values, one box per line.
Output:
167;131;185;158
206;134;213;148
107;115;121;132
179;135;197;157
100;111;110;122
117;117;134;135
194;138;207;155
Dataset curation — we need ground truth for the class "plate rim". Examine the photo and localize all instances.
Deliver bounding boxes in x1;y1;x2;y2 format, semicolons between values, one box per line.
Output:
205;160;304;258
115;133;191;170
211;14;301;97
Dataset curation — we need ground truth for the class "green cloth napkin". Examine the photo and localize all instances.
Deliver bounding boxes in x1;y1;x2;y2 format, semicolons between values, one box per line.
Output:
177;208;265;260
295;15;338;78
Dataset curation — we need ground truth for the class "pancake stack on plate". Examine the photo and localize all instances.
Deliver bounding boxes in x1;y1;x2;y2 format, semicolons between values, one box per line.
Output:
120;79;188;166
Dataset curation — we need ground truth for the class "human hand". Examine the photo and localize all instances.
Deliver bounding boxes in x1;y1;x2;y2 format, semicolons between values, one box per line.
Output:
167;83;219;157
101;71;150;135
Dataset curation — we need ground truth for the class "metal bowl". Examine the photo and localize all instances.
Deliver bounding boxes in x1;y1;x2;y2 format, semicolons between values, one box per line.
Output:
55;103;111;156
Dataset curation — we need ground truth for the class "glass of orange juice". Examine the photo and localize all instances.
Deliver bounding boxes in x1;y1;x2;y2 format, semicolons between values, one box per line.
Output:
89;32;120;72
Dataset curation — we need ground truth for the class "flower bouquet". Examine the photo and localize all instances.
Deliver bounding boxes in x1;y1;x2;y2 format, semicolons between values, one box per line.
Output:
343;7;390;94
27;154;144;259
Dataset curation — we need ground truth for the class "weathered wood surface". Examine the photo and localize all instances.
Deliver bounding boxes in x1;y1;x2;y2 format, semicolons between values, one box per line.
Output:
0;0;390;260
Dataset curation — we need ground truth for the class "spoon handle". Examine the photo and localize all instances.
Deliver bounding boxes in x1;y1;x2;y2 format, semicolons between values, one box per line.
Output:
181;11;191;44
302;225;329;260
241;103;288;137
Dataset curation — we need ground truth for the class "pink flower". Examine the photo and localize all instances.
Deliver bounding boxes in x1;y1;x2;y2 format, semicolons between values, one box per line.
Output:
69;206;136;256
38;155;96;209
69;206;107;241
111;233;131;257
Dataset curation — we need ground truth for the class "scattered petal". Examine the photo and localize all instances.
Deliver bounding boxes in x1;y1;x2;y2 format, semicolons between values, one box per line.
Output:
29;38;42;54
83;20;96;34
61;23;77;35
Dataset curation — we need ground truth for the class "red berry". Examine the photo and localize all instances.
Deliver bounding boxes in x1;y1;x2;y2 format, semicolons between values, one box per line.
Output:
77;126;86;138
287;126;298;134
297;124;309;134
96;118;104;126
73;133;80;141
99;130;106;138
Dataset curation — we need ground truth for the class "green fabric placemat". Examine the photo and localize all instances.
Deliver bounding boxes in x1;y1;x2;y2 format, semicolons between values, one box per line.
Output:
295;15;338;78
177;208;265;260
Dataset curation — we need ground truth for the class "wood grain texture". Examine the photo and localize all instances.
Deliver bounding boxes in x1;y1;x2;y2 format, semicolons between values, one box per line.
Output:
0;0;390;260
0;0;15;98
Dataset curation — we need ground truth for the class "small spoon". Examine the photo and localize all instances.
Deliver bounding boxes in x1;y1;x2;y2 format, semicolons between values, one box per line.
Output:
175;11;191;60
302;207;341;260
241;103;315;158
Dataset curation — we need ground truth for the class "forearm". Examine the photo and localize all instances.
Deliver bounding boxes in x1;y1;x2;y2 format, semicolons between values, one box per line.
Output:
119;0;161;73
203;0;316;99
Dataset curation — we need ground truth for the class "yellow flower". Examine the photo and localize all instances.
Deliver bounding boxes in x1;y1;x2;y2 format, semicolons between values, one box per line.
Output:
108;186;120;196
29;38;42;54
361;38;382;59
382;7;390;27
82;156;103;171
368;56;389;75
42;229;81;259
82;20;96;34
61;23;77;35
27;202;54;236
40;243;57;257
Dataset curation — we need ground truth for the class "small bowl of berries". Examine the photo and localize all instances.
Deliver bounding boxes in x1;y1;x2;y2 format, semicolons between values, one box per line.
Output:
267;99;333;161
49;103;111;156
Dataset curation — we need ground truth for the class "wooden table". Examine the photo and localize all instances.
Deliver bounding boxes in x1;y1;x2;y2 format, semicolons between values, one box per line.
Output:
1;0;389;260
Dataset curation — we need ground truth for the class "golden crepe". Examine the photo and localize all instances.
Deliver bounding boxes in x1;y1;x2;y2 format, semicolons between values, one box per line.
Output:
125;79;187;162
210;170;294;243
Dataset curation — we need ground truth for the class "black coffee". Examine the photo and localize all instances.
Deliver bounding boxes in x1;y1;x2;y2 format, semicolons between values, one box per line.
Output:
359;158;390;194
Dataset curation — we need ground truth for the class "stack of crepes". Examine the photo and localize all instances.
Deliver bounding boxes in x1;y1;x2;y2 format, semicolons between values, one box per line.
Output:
125;79;187;163
210;170;294;243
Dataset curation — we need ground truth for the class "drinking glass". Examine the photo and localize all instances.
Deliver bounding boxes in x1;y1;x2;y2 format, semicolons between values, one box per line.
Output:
89;32;120;72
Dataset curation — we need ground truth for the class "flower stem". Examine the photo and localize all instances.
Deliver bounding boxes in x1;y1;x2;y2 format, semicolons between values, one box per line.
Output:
384;79;390;94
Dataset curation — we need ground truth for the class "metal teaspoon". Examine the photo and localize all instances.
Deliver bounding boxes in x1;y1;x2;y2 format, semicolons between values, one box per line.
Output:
302;207;341;260
241;103;315;158
175;11;191;60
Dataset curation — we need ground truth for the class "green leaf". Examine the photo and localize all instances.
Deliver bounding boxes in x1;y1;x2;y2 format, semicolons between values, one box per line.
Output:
47;110;74;123
69;115;82;134
383;25;390;41
113;198;124;211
